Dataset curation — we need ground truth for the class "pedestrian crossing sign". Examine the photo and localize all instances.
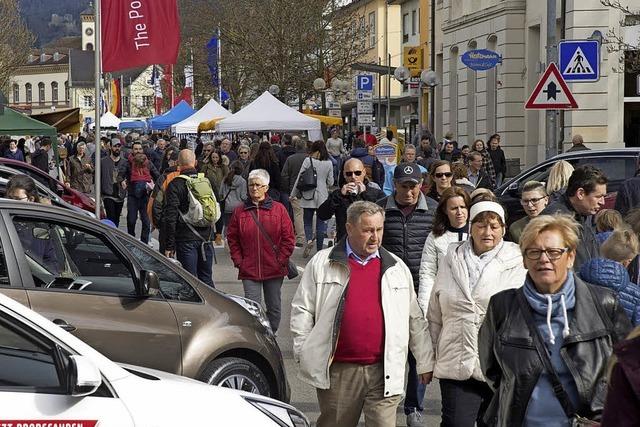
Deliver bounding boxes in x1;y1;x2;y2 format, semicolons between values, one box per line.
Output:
559;39;600;82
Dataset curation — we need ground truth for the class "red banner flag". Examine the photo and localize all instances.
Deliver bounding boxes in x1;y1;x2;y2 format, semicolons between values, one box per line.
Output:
101;0;181;73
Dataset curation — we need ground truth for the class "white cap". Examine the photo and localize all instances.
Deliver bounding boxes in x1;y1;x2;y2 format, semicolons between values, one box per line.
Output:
469;201;505;224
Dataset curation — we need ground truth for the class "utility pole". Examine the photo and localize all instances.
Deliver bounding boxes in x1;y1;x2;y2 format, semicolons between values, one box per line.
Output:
94;0;102;218
545;0;558;159
384;0;390;128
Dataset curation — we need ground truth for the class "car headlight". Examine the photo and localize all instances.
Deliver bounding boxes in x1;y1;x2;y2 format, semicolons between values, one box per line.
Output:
227;295;273;334
244;396;310;427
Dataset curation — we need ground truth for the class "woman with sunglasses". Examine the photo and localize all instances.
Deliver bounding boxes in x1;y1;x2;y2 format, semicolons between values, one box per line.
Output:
426;160;454;202
418;186;470;314
479;214;631;426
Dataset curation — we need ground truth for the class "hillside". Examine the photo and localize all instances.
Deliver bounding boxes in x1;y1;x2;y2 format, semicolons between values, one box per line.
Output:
18;0;91;47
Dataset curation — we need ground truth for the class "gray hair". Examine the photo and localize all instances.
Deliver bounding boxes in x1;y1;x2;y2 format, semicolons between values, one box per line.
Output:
248;169;270;185
346;201;385;226
293;135;306;151
404;144;417;152
76;141;86;150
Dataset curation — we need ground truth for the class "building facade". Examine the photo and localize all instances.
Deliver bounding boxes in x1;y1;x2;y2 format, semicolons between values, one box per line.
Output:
434;0;635;168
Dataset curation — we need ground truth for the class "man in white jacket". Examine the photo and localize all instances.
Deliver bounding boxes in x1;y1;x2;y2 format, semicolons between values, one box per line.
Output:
291;201;433;427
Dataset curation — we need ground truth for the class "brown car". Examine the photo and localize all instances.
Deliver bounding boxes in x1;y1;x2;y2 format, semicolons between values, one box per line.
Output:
0;200;289;402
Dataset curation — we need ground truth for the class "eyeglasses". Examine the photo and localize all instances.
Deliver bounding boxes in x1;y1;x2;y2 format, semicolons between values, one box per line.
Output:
524;247;570;261
435;172;453;178
344;170;363;177
248;183;267;189
520;196;547;206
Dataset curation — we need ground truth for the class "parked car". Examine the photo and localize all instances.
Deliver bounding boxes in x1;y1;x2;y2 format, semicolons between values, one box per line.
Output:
0;157;100;216
497;148;640;225
0;291;308;425
0;200;289;401
0;172;94;218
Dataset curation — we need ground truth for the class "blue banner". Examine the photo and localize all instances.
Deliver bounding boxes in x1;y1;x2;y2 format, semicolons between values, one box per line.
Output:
207;35;219;87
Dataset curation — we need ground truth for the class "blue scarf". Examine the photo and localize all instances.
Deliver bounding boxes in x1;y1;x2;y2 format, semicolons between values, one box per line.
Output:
523;272;576;345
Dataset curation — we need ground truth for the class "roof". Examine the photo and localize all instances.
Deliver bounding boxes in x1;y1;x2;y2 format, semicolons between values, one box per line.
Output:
148;101;196;130
43;36;82;50
24;50;69;67
0;108;57;137
171;98;231;134
69;49;146;87
80;4;95;16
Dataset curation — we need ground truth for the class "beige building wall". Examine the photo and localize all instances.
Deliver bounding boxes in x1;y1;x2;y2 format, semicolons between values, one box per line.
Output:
437;0;626;169
10;66;70;114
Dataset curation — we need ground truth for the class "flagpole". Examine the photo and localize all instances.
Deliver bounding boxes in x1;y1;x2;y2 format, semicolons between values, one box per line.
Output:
120;75;124;117
190;46;194;106
94;0;102;218
170;64;175;107
217;25;222;103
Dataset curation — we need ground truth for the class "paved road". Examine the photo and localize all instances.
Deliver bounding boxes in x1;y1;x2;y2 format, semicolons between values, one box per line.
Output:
212;242;443;426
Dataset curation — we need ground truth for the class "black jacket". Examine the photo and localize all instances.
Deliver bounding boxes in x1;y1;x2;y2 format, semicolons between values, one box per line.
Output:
488;147;507;175
318;183;385;242
277;146;297;172
281;151;307;194
479;276;631;426
542;194;599;271
32;148;49;173
376;193;437;290
614;174;640;216
470;170;493;190
163;167;214;251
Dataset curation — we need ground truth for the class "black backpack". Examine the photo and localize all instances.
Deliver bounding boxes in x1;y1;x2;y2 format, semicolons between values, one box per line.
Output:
296;157;317;192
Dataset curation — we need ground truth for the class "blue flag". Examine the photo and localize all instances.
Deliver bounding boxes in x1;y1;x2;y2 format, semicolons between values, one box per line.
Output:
207;35;219;88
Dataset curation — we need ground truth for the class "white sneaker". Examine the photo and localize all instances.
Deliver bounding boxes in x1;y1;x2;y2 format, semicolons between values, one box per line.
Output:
406;410;423;427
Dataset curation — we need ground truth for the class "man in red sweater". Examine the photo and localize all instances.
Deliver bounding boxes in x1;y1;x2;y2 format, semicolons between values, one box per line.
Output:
291;201;433;427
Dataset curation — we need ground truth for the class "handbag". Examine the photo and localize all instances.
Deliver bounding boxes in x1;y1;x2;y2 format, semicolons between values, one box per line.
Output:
248;209;298;280
516;291;600;427
296;157;317;193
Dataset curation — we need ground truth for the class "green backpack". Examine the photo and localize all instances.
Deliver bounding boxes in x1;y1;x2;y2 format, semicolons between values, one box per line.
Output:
176;173;221;227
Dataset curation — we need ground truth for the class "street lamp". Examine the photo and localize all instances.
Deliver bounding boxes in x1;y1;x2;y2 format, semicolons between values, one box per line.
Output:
392;67;439;138
421;70;439;135
268;84;280;96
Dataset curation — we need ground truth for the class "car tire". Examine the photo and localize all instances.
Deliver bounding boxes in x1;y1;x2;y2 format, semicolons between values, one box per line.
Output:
198;357;271;397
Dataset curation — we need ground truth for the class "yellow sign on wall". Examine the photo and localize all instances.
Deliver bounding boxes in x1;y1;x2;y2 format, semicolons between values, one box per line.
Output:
403;46;423;77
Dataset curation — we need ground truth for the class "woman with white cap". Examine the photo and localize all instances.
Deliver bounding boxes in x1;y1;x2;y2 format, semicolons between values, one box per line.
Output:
478;214;631;426
426;199;527;426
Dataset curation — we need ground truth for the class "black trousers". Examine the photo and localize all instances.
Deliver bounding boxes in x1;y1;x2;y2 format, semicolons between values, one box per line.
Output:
103;197;124;227
439;378;493;427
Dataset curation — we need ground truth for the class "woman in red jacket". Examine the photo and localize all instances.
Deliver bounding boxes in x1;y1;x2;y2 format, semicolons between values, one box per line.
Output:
227;168;296;333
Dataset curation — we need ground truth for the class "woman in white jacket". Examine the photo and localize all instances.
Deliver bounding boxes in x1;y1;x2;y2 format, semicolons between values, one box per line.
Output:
418;186;470;313
426;200;527;427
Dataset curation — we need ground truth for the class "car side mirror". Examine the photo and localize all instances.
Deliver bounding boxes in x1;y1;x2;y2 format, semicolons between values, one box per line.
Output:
68;355;102;397
32;227;51;240
506;182;519;195
138;270;160;297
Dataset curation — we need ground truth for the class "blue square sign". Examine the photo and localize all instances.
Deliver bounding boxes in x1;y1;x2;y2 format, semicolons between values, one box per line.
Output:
559;40;600;82
356;74;374;91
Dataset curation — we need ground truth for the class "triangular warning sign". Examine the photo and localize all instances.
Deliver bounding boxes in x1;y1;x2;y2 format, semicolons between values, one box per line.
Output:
525;63;578;109
563;47;593;75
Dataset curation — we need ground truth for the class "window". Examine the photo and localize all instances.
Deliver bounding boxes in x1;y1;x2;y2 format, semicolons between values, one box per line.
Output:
51;82;58;105
82;95;93;108
121;240;201;303
359;16;366;48
86;43;93;51
12;84;19;103
402;13;409;43
25;83;32;104
368;12;376;48
412;10;417;35
12;218;135;296
38;82;45;105
0;314;62;390
142;95;153;107
575;157;638;183
64;81;69;102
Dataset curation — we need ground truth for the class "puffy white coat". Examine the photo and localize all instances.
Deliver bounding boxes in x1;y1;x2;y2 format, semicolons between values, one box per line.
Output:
418;230;469;314
427;240;526;381
290;242;433;395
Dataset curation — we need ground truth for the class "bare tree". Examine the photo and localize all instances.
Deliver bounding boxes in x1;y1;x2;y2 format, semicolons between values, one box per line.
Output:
0;0;35;94
600;0;640;73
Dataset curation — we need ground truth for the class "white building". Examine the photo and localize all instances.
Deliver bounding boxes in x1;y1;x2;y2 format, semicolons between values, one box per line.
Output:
434;0;638;169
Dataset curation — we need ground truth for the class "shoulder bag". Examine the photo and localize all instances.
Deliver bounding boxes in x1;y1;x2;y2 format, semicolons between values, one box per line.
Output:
516;290;599;426
296;157;317;200
248;209;298;280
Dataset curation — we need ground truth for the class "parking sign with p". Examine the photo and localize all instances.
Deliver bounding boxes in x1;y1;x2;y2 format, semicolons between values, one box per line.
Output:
356;74;374;91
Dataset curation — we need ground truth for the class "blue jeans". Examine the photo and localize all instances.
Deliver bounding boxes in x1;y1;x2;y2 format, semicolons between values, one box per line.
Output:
303;208;326;252
404;351;427;415
176;240;214;288
126;193;150;244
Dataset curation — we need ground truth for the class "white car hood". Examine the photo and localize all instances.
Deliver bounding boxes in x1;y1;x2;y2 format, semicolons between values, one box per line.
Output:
111;364;289;425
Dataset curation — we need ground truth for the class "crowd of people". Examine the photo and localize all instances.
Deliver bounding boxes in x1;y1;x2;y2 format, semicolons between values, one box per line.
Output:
4;127;640;426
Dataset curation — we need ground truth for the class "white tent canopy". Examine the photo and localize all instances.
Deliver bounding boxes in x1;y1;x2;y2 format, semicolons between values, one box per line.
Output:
215;91;322;140
91;112;121;129
171;98;231;134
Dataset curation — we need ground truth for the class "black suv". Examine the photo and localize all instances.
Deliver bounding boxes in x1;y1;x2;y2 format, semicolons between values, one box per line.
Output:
497;148;640;225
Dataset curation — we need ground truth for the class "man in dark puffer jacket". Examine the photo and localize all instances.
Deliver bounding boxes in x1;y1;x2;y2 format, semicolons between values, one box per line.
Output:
376;161;437;426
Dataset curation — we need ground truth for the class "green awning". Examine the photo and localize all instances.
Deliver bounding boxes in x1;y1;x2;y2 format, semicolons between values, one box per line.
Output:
0;107;57;137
